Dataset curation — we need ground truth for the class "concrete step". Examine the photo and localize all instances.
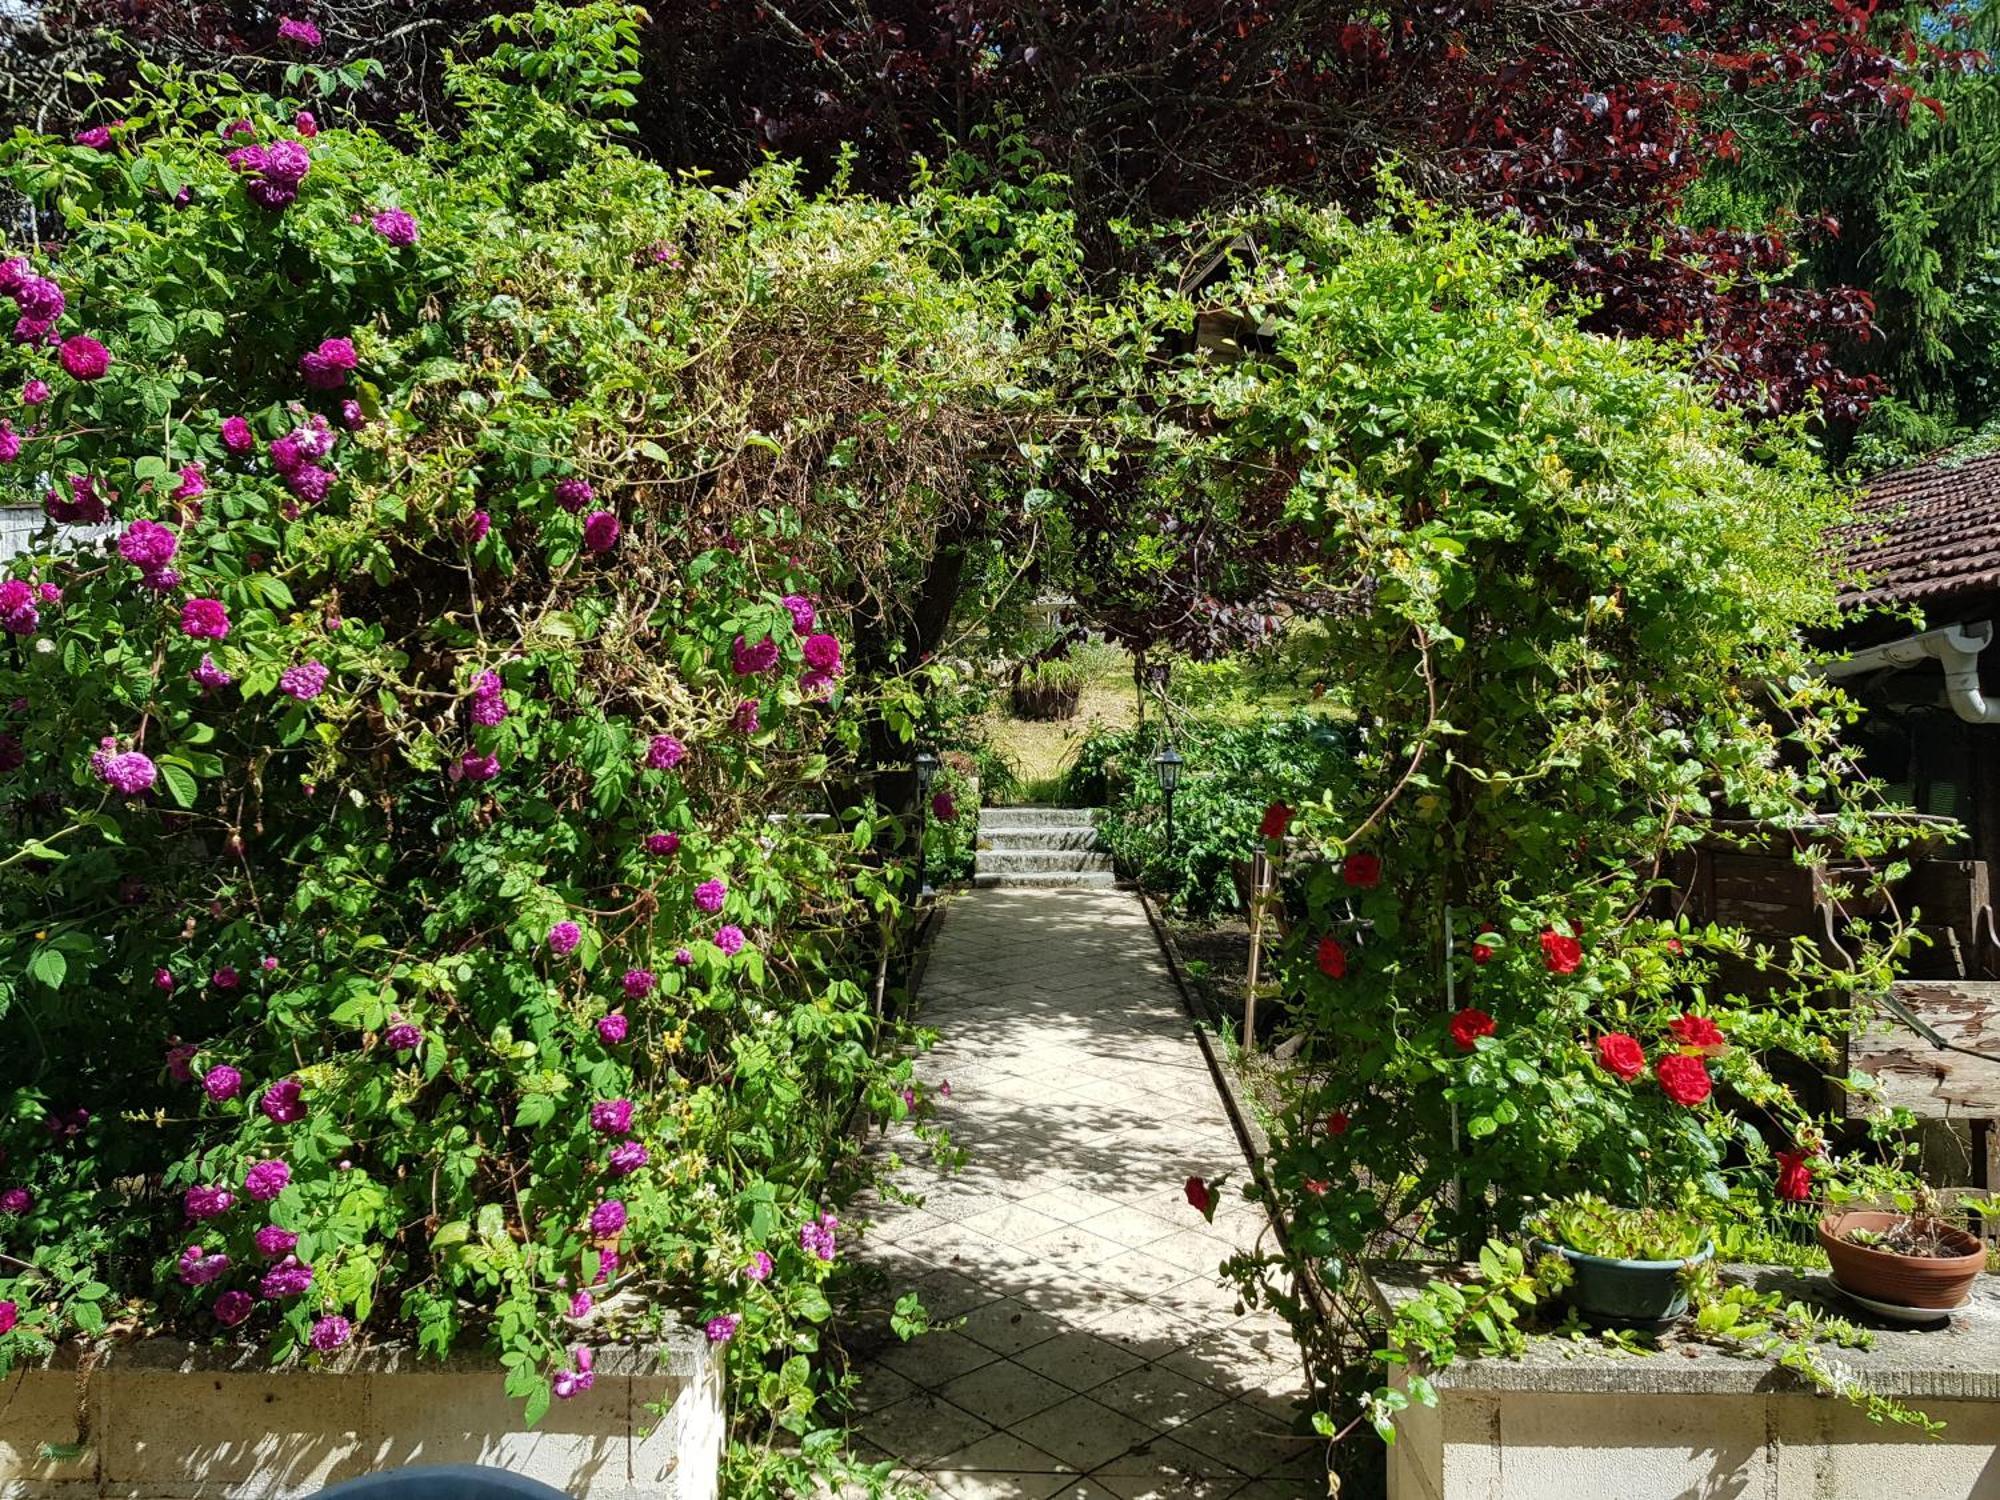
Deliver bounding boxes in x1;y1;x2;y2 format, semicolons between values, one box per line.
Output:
978;806;1100;830
978;826;1101;852
975;849;1115;876
973;870;1118;889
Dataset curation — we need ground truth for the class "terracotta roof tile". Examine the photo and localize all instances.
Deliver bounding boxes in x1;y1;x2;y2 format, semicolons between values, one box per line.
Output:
1843;447;2000;611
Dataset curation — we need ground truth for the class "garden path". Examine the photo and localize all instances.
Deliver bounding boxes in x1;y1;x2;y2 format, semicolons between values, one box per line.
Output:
845;887;1321;1499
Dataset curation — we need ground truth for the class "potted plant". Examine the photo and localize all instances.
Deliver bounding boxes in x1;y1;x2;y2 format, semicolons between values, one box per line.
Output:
1818;1196;1986;1313
1527;1194;1713;1328
1011;654;1086;720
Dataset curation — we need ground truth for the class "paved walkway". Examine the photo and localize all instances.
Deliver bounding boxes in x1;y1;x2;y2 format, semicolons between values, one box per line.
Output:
847;888;1320;1499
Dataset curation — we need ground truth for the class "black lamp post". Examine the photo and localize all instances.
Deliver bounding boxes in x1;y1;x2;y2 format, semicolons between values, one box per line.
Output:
913;750;940;898
1154;744;1184;855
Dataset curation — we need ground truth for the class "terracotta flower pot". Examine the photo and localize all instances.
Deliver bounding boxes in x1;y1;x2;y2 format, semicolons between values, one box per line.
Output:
1817;1211;1985;1311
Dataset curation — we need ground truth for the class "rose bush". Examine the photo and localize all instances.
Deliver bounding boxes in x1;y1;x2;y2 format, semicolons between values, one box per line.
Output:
0;5;1045;1489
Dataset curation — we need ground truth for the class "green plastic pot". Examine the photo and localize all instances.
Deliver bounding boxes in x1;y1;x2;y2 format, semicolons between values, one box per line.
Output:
1533;1238;1714;1328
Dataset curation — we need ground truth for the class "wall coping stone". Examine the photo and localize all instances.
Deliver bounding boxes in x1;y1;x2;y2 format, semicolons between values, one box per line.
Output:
1367;1260;2000;1401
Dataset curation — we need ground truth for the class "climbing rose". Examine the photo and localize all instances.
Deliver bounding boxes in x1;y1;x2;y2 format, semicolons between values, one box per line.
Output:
744;1251;773;1282
383;1020;422;1053
932;790;956;821
181;598;230;640
309;1315;351;1352
548;921;582;957
20;379;46;406
244;1160;291;1202
1259;802;1292;839
294;110;318;137
466;510;490;541
165;1040;194;1077
589;1200;627;1237
1655;1053;1713;1108
457;752;500;782
0;580;37;635
730;699;759;735
213;966;240;992
277;16;322;48
705;1314;741;1345
0;1301;16;1334
622;969;655;999
645;734;685;771
1326;1110;1351;1136
0;423;18;463
284;464;332;504
298;337;356;389
694;878;727;914
1540;930;1582;974
799;1212;839;1261
597;1014;629;1045
73;125;112;149
260;1258;314;1299
673;947;693;967
731;633;778;675
582;510;621;552
96;746;156;796
608;1141;649;1177
645;832;680;856
1776;1150;1815;1203
1596;1033;1646;1082
1669;1014;1726;1050
781;594;815;634
177;1245;230;1286
172;464;206;500
213;1290;254;1327
57;335;109;380
591;1099;634;1135
554;478;593;511
715;925;746;956
1184;1176;1217;1222
469;671;506;724
339;399;364;429
255;1225;299;1257
1343;853;1382;889
1471;925;1496;964
220;416;255;453
802;633;842;672
0;1189;30;1215
371;209;418;247
1449;1008;1496;1051
569;1292;593;1318
185;1185;234;1220
203;1066;243;1102
119;519;178;570
279;661;328;700
1315;934;1347;980
259;1079;305;1123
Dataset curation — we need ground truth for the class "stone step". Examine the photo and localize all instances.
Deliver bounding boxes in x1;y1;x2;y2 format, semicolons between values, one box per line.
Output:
978;827;1101;852
975;849;1115;876
972;870;1118;889
977;806;1100;830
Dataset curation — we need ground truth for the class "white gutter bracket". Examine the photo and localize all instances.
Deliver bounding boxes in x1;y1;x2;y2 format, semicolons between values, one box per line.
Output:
1823;620;2000;725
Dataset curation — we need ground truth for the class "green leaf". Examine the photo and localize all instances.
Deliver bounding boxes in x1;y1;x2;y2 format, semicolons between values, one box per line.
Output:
28;947;66;989
156;761;198;809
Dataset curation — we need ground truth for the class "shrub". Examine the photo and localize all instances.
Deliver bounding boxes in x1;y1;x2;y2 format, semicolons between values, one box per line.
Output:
0;5;1040;1483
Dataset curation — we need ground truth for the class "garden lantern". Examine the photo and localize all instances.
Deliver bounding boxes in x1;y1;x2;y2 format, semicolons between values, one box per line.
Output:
1154;743;1184;854
914;750;940;897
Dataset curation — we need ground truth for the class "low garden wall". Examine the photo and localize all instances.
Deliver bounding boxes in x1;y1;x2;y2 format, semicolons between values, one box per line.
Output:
0;1331;722;1500
1370;1262;2000;1500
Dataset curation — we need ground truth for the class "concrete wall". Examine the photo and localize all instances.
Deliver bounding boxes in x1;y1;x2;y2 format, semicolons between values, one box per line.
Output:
1389;1385;2000;1500
0;1336;724;1500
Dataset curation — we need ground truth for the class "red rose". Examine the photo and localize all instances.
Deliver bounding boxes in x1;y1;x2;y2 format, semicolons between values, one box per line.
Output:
1259;802;1293;840
1540;930;1582;974
1668;1013;1724;1050
1655;1053;1712;1107
1316;934;1348;980
1184;1175;1216;1221
1665;937;1684;956
1471;923;1496;965
1449;1007;1496;1051
1303;1178;1329;1197
1343;852;1381;889
1326;1110;1350;1136
1775;1150;1814;1203
1595;1032;1645;1082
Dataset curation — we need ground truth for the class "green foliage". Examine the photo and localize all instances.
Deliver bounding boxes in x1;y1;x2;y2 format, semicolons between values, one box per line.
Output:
0;5;1057;1486
1528;1194;1709;1262
1069;710;1355;917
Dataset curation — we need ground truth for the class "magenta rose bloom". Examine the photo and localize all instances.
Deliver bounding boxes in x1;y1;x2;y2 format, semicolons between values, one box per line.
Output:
456;751;500;782
554;478;593;512
590;1099;634;1136
705;1313;741;1345
644;832;680;856
582;510;621;553
645;734;685;771
192;654;232;692
298;337;356;390
715;925;746;956
803;633;843;673
0;422;19;464
781;594;815;635
731;633;779;676
548;921;582;957
621;969;655;999
607;1140;649;1177
259;1257;314;1299
203;1065;243;1102
383;1020;421;1052
309;1315;351;1352
279;661;329;701
277;16;322;48
589;1200;627;1237
259;1078;305;1123
21;378;48;406
371;209;418;247
243;1159;291;1202
730;699;759;734
220;415;255;453
118;519;178;570
255;1224;299;1257
294;110;319;137
181;597;230;640
214;1289;254;1327
177;1244;231;1286
0;1188;30;1216
694;878;727;914
172;463;206;500
185;1185;235;1220
597;1013;629;1045
0;580;39;636
57;335;109;381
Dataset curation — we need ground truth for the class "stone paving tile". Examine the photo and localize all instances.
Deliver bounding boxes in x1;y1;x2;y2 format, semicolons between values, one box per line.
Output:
847;888;1327;1494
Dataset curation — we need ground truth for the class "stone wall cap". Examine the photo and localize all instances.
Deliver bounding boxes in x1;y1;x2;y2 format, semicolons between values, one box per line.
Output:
1366;1260;2000;1401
